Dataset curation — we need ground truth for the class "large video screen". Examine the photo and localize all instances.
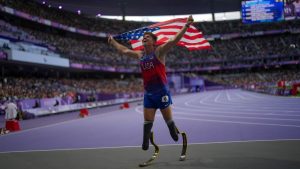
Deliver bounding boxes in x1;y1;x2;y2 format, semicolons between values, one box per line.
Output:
242;0;284;24
284;0;300;20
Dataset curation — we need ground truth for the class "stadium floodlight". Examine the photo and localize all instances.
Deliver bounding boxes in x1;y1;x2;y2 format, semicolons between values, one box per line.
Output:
59;5;62;9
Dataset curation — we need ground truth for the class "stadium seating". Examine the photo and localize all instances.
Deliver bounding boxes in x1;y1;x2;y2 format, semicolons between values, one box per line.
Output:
0;0;299;101
0;77;143;101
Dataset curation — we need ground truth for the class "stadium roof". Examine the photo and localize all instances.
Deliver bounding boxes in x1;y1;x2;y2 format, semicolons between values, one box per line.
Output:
36;0;241;16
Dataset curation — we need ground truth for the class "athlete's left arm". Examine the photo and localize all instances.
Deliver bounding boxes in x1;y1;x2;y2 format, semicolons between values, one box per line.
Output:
156;15;194;59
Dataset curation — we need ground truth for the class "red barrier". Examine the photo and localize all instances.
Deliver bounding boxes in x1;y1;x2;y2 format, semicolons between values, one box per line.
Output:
5;120;21;132
120;102;130;109
124;102;130;108
79;108;89;117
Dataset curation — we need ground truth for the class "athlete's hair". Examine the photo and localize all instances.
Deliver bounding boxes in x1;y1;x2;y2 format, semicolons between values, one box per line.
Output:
143;32;157;42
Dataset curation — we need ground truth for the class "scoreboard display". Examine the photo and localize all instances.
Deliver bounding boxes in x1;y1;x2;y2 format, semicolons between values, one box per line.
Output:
242;0;284;24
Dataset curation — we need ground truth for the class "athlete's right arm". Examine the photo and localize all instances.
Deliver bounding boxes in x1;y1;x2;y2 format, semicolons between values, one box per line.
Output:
108;35;141;59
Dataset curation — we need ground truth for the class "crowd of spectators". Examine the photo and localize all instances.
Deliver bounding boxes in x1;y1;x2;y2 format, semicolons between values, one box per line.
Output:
1;17;299;71
0;77;143;101
165;33;300;70
25;29;137;68
195;19;300;35
0;0;146;34
203;69;300;89
0;19;42;44
0;18;138;69
3;69;298;101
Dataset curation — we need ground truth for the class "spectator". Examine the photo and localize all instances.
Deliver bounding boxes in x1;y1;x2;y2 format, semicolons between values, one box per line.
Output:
4;101;18;120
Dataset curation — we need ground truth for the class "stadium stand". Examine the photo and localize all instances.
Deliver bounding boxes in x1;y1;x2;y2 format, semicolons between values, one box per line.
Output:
0;77;143;101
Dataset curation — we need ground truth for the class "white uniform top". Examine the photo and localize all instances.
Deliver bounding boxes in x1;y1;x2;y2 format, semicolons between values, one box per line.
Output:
294;1;300;13
5;102;18;120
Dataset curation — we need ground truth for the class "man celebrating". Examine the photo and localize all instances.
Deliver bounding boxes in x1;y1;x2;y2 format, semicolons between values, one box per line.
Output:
108;16;193;152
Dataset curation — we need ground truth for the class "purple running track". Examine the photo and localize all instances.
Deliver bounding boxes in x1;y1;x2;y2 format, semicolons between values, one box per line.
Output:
0;89;300;153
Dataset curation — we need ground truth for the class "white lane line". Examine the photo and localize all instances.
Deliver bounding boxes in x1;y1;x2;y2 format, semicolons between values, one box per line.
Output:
237;90;300;102
0;108;125;138
135;106;300;128
171;109;300;122
235;93;250;100
240;91;266;99
181;93;211;106
183;91;300;112
241;90;300;100
214;92;221;102
186;98;300;113
207;95;300;111
1;138;299;154
225;100;300;106
172;105;300;117
226;90;232;101
199;92;218;104
227;91;300;105
176;116;300;128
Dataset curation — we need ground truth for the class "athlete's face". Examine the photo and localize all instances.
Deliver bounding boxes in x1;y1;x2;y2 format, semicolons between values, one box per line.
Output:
142;34;155;47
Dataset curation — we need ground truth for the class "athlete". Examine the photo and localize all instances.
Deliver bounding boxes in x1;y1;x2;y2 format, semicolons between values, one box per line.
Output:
108;15;193;150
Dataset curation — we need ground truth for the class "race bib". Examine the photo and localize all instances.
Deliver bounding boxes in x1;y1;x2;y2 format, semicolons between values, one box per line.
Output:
161;95;169;103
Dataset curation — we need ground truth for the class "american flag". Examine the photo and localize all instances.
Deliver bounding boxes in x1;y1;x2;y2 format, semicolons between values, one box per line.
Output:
114;18;211;51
